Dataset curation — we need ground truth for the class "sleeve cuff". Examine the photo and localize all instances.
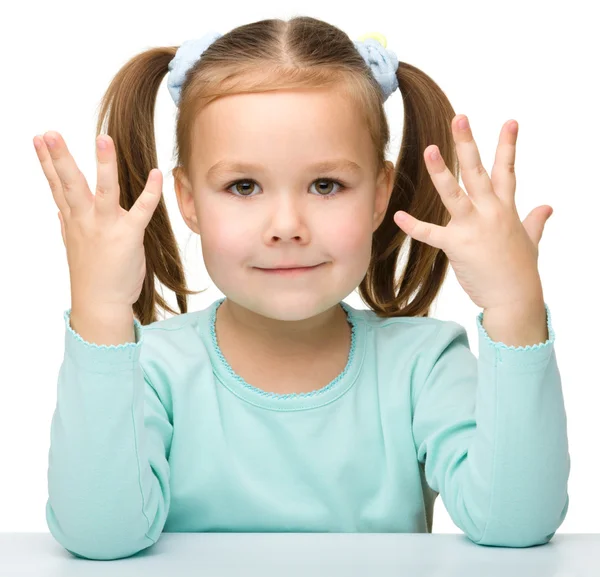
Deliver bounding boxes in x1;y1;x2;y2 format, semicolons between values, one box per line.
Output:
63;308;144;368
476;302;555;367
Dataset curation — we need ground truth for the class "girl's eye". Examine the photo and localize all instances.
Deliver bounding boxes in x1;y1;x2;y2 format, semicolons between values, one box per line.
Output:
224;178;347;199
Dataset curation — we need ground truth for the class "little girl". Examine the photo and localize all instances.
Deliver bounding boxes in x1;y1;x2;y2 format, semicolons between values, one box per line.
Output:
34;16;569;561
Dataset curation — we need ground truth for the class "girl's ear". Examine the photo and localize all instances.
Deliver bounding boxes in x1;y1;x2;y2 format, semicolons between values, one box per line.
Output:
373;160;395;231
174;168;201;235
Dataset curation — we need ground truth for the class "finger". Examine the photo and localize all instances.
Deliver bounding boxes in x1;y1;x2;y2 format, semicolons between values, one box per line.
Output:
42;131;94;215
424;145;473;220
94;135;121;216
394;210;446;250
126;169;163;231
33;134;70;216
452;115;496;207
490;120;518;206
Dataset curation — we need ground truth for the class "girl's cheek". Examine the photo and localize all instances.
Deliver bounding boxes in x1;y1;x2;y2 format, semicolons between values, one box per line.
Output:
327;213;372;252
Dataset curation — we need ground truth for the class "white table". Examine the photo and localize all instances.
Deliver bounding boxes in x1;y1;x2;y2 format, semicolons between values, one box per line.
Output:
1;533;598;576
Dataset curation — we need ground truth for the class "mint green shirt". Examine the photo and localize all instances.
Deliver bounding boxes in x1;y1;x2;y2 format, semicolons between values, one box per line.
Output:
46;297;570;560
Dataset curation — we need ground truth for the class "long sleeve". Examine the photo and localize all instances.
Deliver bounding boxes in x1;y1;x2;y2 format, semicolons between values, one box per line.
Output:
411;302;569;547
46;309;173;560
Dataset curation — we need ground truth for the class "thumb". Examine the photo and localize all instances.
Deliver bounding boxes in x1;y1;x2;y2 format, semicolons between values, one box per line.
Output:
58;211;66;248
522;205;553;247
128;169;163;230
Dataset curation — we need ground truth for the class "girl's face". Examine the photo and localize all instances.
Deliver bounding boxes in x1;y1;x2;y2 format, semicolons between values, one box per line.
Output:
175;87;394;322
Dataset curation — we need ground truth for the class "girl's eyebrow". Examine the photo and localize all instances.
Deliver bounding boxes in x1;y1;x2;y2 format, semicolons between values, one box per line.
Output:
206;159;363;179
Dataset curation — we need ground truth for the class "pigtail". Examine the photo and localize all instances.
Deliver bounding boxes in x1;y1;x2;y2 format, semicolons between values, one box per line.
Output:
358;62;459;318
94;47;205;326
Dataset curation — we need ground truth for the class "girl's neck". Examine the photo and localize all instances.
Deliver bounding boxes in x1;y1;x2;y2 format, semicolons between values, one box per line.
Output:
216;297;350;361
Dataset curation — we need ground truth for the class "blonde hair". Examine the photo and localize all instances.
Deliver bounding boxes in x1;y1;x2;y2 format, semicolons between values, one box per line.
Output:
95;16;458;325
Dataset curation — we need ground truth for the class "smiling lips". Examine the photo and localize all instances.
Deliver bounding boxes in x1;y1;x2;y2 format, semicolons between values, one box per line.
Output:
255;263;325;274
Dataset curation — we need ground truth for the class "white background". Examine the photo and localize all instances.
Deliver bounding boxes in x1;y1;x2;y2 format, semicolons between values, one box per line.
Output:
1;0;598;533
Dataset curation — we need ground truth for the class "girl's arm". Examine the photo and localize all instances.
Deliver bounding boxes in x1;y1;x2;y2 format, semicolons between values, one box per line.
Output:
411;304;569;547
46;309;172;560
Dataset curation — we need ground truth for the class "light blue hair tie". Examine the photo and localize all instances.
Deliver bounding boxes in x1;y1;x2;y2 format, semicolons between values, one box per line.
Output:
167;30;399;107
167;31;223;107
352;33;399;101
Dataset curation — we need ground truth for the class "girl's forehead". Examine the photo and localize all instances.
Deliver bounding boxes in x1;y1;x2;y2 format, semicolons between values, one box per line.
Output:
192;91;372;164
196;88;361;128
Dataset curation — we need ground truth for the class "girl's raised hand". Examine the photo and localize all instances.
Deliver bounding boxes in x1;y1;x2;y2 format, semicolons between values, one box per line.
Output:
393;115;553;313
33;131;163;311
